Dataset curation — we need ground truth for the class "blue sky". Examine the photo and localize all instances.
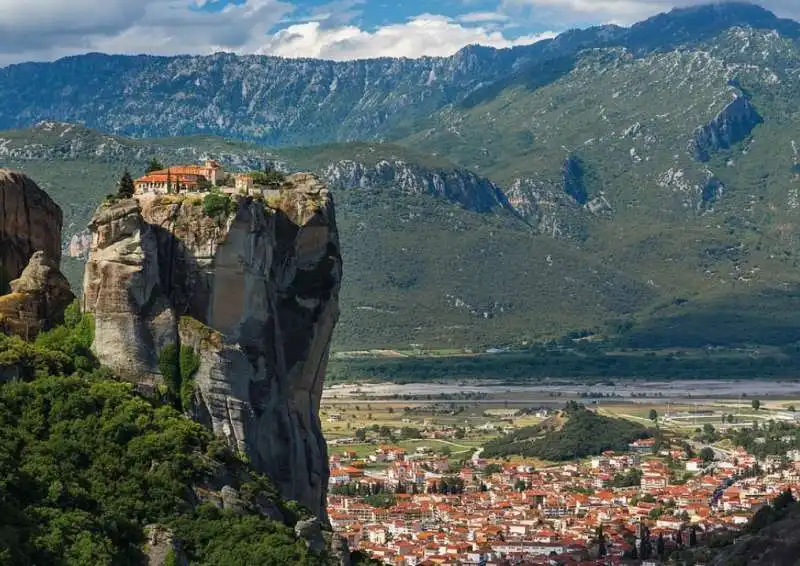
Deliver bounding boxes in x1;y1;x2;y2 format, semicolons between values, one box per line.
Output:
0;0;796;65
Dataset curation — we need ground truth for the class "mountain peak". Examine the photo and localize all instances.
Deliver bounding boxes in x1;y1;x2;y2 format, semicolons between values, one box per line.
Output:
626;1;799;50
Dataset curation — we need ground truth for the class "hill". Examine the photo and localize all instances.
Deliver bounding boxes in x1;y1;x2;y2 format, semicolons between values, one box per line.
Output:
482;403;652;460
0;123;656;352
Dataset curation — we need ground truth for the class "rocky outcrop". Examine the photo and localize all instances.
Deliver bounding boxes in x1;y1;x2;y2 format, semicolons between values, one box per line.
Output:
142;525;188;566
562;155;588;204
691;96;763;162
0;251;75;339
67;229;92;259
83;174;341;521
322;159;510;213
0;169;62;293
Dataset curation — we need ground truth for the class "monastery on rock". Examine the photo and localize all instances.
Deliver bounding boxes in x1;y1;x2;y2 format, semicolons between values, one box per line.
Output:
134;160;255;195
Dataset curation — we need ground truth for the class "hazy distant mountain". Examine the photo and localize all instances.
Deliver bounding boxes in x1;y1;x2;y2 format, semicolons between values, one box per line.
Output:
0;3;795;147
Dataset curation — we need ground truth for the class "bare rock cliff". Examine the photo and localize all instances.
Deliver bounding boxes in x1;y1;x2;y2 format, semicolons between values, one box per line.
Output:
83;174;342;520
0;169;62;293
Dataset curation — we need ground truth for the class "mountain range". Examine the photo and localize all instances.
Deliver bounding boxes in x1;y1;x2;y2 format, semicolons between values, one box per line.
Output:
2;2;800;352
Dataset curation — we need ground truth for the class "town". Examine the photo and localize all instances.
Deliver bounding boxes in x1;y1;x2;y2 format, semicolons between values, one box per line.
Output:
324;396;800;566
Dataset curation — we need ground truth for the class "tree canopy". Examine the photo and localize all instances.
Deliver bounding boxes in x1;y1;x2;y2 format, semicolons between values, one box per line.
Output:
0;303;330;566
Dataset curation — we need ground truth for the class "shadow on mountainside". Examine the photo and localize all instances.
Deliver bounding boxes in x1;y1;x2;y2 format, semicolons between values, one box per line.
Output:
623;286;800;349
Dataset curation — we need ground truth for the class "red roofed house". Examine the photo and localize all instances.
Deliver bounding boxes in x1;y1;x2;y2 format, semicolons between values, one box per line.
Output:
134;160;234;195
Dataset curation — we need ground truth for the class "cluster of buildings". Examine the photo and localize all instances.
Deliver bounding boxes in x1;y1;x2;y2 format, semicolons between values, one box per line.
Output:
327;442;798;565
133;160;264;195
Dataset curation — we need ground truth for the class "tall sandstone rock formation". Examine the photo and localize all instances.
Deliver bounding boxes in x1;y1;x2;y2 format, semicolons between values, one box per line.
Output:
0;169;63;293
83;174;342;521
0;170;74;338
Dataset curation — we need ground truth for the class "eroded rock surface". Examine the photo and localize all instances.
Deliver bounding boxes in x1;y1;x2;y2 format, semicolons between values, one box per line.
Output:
84;174;342;520
0;169;62;293
0;251;75;338
691;95;763;162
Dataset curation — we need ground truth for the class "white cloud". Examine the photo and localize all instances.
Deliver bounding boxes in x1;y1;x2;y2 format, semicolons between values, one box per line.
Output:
0;1;558;65
259;15;557;60
457;11;512;23
0;0;795;66
0;0;294;64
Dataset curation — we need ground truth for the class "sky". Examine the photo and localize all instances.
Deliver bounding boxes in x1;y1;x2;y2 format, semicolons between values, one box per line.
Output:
0;0;797;65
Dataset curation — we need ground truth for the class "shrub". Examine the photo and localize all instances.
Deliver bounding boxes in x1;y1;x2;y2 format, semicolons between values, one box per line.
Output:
202;191;233;218
179;345;200;410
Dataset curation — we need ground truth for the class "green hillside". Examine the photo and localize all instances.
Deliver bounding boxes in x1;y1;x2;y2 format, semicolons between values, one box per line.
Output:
482;402;652;460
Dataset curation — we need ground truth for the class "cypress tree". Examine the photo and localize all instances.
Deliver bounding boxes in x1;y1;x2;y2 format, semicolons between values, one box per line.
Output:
117;168;135;198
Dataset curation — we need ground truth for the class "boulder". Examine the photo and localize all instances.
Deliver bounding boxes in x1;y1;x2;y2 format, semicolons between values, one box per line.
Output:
0;251;74;339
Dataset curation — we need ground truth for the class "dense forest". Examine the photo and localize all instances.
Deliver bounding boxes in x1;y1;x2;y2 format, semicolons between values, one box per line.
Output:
483;402;653;460
0;302;347;566
328;348;800;383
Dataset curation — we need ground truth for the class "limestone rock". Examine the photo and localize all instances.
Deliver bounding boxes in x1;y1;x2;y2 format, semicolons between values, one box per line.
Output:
691;95;763;162
84;176;341;520
142;525;188;566
0;169;62;293
295;517;327;554
0;251;74;339
322;159;511;213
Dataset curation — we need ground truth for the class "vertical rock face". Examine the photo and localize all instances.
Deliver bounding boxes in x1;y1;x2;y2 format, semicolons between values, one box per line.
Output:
0;169;63;293
321;159;511;213
562;155;588;205
691;96;763;162
83;174;342;520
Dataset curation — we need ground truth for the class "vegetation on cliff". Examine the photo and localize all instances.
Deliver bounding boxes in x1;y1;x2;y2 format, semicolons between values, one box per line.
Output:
482;402;652;460
0;309;333;566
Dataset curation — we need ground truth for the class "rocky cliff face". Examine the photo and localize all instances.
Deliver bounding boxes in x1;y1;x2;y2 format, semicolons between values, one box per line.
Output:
691;95;763;162
322;159;510;213
0;169;62;292
83;174;341;520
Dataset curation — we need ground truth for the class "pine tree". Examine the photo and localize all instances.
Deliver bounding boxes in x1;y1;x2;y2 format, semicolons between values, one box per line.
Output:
689;526;697;547
117;168;135;198
676;528;683;547
657;532;665;558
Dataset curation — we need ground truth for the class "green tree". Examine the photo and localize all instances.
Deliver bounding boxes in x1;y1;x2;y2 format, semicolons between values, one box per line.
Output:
699;447;715;463
117;169;135;198
202;191;233;218
752;399;761;411
146;158;165;173
649;409;658;422
158;344;181;406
